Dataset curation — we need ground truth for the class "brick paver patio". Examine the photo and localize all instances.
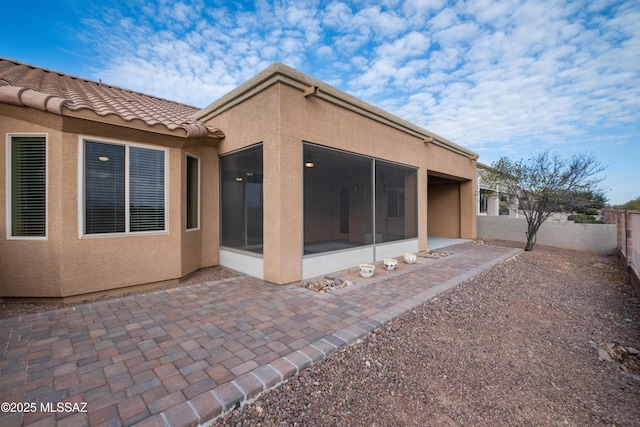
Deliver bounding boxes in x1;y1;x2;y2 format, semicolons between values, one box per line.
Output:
0;243;520;427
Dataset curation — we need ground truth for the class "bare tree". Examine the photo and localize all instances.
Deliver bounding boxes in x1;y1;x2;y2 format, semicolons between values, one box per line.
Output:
483;150;606;251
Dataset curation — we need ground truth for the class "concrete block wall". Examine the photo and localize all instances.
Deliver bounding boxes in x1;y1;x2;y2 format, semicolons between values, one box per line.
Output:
477;216;617;254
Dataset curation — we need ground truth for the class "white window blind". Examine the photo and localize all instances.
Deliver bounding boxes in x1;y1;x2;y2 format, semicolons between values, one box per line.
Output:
84;140;165;235
130;147;165;232
85;141;126;234
10;136;46;237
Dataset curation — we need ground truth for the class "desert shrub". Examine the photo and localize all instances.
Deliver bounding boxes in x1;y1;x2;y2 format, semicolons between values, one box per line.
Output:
614;197;640;211
567;214;604;224
581;207;599;215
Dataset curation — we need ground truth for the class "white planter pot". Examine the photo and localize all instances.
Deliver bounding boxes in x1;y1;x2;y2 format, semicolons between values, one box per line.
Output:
359;264;375;278
403;253;417;264
383;258;398;270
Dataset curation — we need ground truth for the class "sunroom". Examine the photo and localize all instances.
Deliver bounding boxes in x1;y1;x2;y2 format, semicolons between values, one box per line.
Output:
301;143;418;278
217;142;420;281
203;62;478;285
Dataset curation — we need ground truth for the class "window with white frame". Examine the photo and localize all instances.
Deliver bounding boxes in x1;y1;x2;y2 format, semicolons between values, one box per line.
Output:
82;139;166;235
8;135;47;238
479;189;489;214
186;154;199;230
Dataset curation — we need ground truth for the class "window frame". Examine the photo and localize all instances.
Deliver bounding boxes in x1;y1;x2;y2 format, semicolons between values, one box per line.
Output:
479;189;489;214
78;136;169;238
6;133;48;240
219;144;264;254
186;153;200;231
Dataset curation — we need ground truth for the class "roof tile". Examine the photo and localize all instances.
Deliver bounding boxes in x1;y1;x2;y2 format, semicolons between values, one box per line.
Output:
0;58;223;140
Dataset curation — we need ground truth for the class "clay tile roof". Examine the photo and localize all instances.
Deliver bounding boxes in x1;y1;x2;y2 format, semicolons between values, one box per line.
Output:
0;58;224;140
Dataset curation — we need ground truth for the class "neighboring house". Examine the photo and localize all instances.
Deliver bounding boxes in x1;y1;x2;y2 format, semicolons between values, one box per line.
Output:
1;58;479;300
476;162;518;217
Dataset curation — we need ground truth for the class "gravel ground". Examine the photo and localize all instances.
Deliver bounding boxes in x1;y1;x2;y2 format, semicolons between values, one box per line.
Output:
216;241;640;426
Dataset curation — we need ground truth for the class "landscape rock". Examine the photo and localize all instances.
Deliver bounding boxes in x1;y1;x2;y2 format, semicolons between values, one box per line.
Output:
299;276;351;293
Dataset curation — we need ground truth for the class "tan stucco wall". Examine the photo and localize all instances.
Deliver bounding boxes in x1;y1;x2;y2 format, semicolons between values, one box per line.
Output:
427;180;461;238
56;138;182;297
279;83;477;245
459;179;477;238
201;80;477;284
280;82;476;250
425;144;477;239
1;106;65;297
203;85;300;284
1;105;216;298
180;145;220;278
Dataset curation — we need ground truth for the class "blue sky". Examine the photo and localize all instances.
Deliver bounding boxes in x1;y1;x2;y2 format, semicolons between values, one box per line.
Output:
2;0;638;204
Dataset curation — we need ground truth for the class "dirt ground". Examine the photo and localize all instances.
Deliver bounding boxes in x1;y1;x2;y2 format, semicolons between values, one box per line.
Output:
216;241;640;426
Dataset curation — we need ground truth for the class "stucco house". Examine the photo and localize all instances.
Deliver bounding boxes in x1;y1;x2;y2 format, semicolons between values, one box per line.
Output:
476;162;518;217
1;58;478;300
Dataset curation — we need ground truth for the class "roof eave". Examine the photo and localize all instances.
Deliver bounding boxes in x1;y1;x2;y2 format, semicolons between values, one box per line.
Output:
63;108;225;141
194;62;478;159
0;86;224;141
0;86;67;114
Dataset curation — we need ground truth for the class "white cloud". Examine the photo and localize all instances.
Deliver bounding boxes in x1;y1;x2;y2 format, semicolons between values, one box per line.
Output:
432;21;479;47
348;31;431;97
402;0;447;20
316;45;334;58
427;7;460;31
83;1;326;105
322;1;353;28
79;0;639;156
463;0;518;26
350;6;406;39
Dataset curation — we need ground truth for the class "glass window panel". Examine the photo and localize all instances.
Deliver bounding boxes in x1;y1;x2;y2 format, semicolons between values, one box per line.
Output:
375;160;417;243
499;194;510;215
10;136;46;237
303;144;373;255
479;189;489;213
186;155;199;229
85;141;125;234
130;147;165;232
220;145;264;253
84;140;165;235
